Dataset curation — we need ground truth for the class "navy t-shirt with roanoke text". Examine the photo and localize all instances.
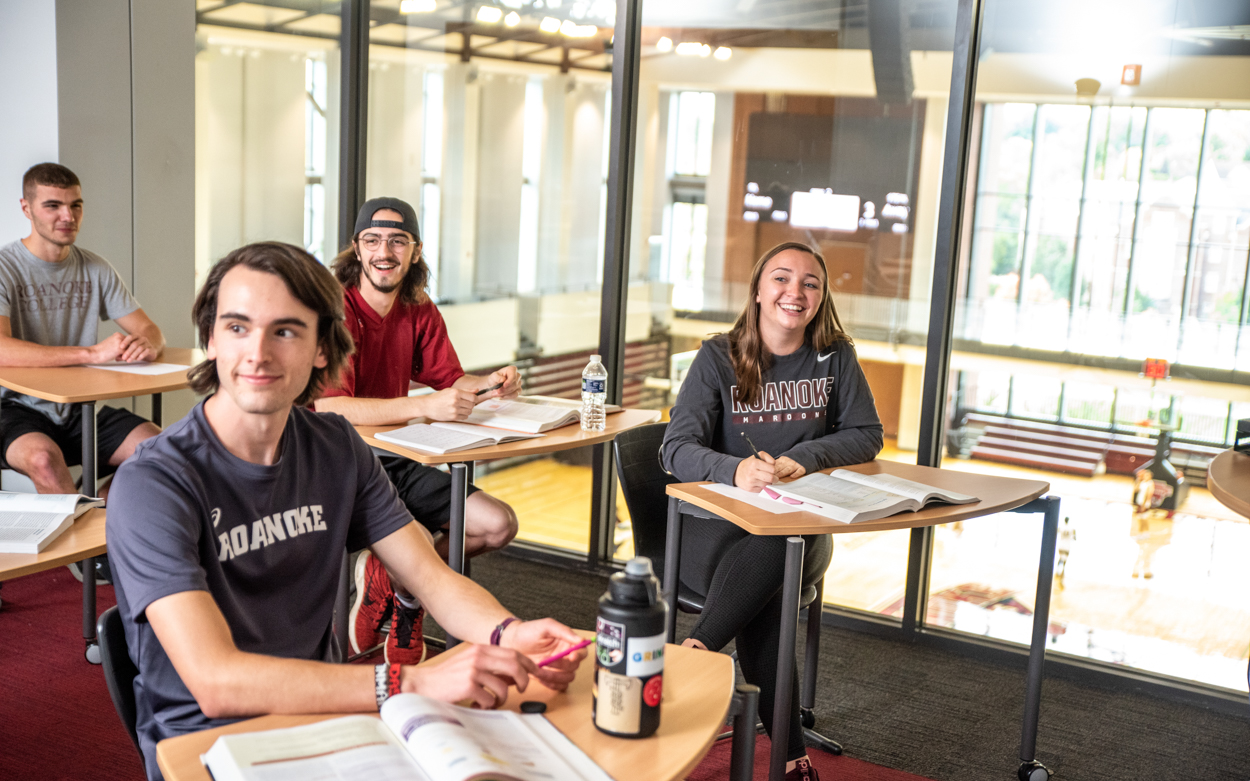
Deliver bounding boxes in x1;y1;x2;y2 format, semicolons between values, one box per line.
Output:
106;401;413;779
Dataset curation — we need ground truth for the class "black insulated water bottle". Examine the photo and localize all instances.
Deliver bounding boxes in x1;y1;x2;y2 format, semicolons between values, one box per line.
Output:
592;556;668;738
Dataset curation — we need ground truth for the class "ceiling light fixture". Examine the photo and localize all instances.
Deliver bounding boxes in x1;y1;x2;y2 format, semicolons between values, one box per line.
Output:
476;5;503;23
713;46;731;60
399;0;436;12
674;41;704;56
504;11;520;26
656;36;672;52
540;16;561;33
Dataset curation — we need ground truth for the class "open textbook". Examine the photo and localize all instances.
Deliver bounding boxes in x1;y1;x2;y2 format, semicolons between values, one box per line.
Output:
467;396;623;434
376;422;542;455
202;694;614;781
768;470;978;524
0;493;104;554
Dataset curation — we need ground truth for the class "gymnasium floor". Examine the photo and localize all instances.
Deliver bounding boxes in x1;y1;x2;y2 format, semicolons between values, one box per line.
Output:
474;438;1250;693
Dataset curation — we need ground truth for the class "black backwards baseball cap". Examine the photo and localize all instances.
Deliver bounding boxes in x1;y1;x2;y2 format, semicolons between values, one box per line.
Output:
353;197;421;242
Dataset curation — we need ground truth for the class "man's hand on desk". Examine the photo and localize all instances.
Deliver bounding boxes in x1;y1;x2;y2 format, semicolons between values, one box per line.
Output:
418;387;477;421
481;365;522;399
772;456;806;481
91;331;159;363
400;621;587;709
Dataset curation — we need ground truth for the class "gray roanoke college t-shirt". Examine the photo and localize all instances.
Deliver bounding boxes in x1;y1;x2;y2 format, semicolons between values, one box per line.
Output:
0;239;140;423
661;335;885;485
106;402;414;780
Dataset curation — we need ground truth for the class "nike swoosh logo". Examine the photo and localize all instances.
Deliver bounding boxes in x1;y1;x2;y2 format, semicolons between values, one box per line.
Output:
816;350;835;362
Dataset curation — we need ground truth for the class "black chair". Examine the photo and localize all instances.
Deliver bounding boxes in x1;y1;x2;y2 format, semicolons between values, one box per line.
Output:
612;422;842;755
97;605;145;770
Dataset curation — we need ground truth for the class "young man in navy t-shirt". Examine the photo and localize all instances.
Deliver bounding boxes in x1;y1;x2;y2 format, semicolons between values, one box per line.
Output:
106;242;586;780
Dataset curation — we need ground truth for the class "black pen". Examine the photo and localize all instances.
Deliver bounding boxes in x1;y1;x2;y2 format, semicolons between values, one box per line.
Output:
740;431;764;460
476;382;504;397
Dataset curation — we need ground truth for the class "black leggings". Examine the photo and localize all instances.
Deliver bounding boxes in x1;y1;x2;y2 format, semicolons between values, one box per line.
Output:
680;513;833;762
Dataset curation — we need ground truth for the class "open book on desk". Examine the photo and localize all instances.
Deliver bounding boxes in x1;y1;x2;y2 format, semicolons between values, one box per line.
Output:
376;422;542;455
202;693;614;781
467;396;623;434
0;492;104;554
769;469;978;524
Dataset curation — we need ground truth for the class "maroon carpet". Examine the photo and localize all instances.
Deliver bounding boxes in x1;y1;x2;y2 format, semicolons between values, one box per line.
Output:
1;568;933;781
688;734;933;781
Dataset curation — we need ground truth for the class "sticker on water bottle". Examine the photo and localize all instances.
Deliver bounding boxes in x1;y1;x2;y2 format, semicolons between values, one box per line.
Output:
582;378;605;394
625;632;665;677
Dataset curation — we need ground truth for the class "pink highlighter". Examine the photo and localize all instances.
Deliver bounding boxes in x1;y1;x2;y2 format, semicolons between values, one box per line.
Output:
761;486;803;505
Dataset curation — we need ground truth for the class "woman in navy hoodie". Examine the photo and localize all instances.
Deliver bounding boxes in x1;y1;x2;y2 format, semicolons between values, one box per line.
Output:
661;242;883;781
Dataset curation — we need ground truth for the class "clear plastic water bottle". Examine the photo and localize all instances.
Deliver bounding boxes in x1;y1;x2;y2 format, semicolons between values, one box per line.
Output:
581;353;607;432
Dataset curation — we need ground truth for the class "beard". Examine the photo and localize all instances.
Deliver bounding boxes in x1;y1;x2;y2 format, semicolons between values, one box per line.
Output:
361;260;405;295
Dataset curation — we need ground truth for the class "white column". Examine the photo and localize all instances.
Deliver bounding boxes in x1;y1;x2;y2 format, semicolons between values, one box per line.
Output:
536;75;569;293
474;72;527;297
440;63;481;302
0;0;58;242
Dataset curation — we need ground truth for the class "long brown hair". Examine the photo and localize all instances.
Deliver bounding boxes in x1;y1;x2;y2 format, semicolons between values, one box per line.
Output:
331;235;430;306
189;242;355;406
728;242;850;408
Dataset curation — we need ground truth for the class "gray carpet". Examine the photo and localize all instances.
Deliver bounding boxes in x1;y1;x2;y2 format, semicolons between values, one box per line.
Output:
428;551;1250;781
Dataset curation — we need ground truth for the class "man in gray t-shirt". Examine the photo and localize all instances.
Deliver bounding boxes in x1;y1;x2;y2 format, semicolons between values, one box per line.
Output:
0;163;165;496
107;242;588;780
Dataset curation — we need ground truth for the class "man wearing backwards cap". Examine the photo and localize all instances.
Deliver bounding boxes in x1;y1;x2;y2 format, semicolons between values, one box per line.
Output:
317;197;522;667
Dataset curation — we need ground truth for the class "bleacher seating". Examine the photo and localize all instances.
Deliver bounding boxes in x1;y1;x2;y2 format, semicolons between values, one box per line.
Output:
957;413;1222;485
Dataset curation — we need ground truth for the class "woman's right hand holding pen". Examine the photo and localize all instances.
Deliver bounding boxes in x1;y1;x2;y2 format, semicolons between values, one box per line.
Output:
735;451;777;492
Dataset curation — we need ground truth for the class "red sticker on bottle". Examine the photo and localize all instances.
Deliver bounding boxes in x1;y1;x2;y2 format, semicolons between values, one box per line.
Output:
644;674;663;707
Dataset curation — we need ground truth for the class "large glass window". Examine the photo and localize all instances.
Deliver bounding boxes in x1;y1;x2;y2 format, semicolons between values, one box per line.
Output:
943;3;1250;693
627;2;958;598
365;2;615;556
194;2;341;288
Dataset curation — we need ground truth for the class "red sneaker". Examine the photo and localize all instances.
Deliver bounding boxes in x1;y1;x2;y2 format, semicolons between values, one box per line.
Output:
385;598;426;666
349;552;393;655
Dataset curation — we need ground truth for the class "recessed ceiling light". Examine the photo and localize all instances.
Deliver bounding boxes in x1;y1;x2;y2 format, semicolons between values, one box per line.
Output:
656;36;672;52
477;5;503;23
714;46;732;60
675;41;704;56
540;16;561;33
399;0;436;12
504;11;520;26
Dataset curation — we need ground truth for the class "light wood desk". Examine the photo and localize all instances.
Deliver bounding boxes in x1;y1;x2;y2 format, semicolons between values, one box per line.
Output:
0;347;194;663
157;641;736;781
0;508;106;661
1207;449;1250;518
0;346;196;491
356;408;661;638
666;460;1056;781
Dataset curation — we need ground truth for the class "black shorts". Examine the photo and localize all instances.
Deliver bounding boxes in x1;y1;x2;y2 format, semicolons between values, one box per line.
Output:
380;456;482;534
0;400;151;476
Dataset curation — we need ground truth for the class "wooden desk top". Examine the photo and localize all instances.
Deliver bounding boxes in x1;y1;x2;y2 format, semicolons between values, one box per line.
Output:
0;508;106;581
668;459;1049;535
356;408;662;465
157;641;734;781
0;347;197;403
1207;449;1250;519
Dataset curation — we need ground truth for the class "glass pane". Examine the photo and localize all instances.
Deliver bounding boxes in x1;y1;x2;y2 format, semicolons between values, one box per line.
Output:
946;3;1250;694
363;2;615;556
628;1;959;606
194;2;341;287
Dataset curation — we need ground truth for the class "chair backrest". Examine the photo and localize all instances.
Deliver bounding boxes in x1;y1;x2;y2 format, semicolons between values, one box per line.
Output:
97;605;144;768
613;422;678;569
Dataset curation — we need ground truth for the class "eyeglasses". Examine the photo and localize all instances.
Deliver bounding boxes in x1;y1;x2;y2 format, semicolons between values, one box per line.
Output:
357;235;413;252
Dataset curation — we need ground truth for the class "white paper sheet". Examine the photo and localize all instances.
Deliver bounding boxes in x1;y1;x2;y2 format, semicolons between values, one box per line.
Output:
84;361;188;375
702;483;803;514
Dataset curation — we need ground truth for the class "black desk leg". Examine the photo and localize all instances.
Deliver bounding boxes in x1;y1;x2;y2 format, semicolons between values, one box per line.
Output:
462;462;474;579
81;401;100;664
801;577;842;755
446;463;468;649
151;393;162;427
729;683;761;781
335;550;349;660
769;536;805;781
1017;496;1060;781
662;497;682;643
